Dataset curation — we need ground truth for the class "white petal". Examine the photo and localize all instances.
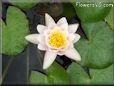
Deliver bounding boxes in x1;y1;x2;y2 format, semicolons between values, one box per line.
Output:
25;34;39;44
38;44;47;51
64;48;81;61
57;17;67;26
43;51;57;69
60;23;68;30
69;34;75;41
37;34;45;44
45;13;55;27
70;43;74;48
73;34;80;43
57;51;65;56
68;24;79;33
37;25;46;33
48;23;57;30
69;34;80;43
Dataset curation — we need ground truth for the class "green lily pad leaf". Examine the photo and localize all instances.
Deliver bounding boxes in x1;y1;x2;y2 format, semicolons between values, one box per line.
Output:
30;71;48;85
47;62;70;84
67;62;113;84
67;62;90;84
72;0;111;22
72;0;114;3
1;6;29;55
75;21;114;68
8;0;38;9
105;7;113;30
30;62;70;85
90;65;113;84
0;20;2;53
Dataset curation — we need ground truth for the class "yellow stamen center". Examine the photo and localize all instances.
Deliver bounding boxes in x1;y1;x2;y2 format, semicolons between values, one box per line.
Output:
48;27;67;48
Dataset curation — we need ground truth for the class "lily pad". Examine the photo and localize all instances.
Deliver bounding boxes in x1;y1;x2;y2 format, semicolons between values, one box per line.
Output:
67;62;113;84
90;65;113;84
8;0;38;9
67;62;90;84
0;20;2;53
72;0;114;3
30;71;48;85
1;6;29;55
105;7;114;30
72;0;111;22
30;62;70;85
75;21;114;68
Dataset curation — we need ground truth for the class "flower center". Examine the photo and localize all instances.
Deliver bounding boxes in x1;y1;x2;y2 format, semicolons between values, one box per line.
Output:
48;27;67;48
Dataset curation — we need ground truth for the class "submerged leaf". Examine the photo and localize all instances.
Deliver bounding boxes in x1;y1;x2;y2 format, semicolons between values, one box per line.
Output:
1;6;29;55
75;21;114;68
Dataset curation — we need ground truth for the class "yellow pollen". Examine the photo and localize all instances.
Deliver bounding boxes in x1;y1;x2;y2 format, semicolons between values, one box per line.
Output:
48;27;67;48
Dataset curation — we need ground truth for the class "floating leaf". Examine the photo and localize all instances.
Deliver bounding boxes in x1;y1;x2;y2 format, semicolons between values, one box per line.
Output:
75;21;114;68
30;62;70;85
30;71;48;85
90;65;113;84
47;62;70;84
8;0;38;9
72;0;111;22
105;7;114;30
1;6;29;55
67;62;113;84
72;0;114;3
0;20;2;53
67;62;90;84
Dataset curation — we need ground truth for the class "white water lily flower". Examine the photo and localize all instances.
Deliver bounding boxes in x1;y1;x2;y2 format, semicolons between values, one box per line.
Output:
25;13;81;69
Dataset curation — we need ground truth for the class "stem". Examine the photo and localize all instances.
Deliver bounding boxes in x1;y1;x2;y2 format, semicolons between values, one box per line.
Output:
0;56;14;84
26;46;29;84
